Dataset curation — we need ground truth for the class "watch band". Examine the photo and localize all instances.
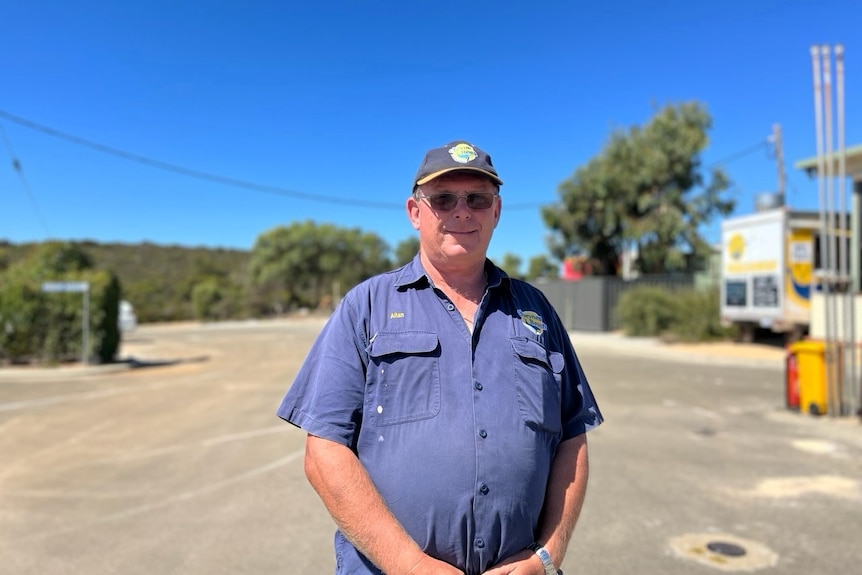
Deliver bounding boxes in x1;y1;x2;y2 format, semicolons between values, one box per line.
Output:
527;543;562;575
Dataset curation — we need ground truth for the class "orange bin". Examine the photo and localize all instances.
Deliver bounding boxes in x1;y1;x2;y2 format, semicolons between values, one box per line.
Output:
784;349;800;411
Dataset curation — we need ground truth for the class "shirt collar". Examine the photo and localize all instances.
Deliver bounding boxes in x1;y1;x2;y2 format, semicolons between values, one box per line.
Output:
393;254;429;289
394;253;510;292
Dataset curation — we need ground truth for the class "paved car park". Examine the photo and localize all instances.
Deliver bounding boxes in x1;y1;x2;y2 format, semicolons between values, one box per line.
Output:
0;318;859;574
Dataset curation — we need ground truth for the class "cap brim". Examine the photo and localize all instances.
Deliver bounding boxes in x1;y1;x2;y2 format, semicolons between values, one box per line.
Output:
415;167;503;187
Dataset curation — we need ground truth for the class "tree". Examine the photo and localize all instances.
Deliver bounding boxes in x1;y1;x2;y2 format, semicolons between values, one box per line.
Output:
191;278;225;321
526;255;559;281
0;241;253;324
394;236;420;267
497;253;523;280
31;241;93;275
248;221;391;312
542;102;734;275
0;242;121;364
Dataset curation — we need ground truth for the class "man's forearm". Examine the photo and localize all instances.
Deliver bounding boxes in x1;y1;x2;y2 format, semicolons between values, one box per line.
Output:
535;434;590;569
304;434;461;575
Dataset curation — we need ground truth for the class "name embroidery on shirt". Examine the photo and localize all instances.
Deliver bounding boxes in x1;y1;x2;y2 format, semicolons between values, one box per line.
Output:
389;312;405;319
518;309;546;336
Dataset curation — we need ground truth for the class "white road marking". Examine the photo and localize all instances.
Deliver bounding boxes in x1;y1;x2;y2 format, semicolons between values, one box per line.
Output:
94;425;291;463
11;449;305;542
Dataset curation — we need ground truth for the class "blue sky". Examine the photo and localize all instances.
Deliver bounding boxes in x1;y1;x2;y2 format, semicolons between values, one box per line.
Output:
1;0;859;269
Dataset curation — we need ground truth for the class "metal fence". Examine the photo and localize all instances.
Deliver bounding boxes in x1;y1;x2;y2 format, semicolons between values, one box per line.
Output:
534;275;696;332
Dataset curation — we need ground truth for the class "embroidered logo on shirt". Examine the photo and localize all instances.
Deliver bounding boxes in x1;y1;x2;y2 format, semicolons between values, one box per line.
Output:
518;309;546;336
389;312;405;319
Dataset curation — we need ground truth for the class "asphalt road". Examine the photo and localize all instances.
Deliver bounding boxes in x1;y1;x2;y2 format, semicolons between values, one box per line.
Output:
0;319;859;574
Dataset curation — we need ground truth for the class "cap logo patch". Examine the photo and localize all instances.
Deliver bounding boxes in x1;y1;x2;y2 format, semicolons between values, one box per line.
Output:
518;309;546;336
449;143;478;164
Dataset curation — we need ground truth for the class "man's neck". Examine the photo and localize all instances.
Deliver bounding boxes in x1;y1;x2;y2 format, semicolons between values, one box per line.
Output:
420;252;487;302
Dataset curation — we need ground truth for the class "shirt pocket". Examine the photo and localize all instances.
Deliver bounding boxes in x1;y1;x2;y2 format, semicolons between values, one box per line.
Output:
366;331;441;426
510;336;564;434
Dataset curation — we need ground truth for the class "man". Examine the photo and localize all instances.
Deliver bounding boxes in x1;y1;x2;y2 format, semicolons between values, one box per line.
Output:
277;141;603;575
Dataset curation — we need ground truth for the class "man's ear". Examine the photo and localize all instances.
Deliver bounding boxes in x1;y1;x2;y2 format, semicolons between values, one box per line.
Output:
407;196;421;230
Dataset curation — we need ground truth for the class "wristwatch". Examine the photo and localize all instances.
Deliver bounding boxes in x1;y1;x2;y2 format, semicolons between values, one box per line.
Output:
527;543;563;575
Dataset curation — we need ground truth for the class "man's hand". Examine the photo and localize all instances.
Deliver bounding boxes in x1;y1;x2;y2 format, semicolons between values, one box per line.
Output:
305;435;465;575
481;549;545;575
406;554;465;575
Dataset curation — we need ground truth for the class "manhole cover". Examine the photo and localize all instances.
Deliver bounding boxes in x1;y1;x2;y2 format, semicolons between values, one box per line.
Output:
707;541;747;557
669;533;777;571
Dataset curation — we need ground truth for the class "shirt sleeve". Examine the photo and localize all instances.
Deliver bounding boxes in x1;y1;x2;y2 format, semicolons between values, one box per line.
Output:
276;295;368;450
544;299;604;439
560;345;604;439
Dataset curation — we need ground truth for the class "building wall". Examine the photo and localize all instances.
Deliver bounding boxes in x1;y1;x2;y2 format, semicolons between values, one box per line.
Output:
534;274;695;332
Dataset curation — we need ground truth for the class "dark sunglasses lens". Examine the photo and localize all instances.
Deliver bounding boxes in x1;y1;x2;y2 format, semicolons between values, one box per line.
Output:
426;192;495;211
466;193;494;209
429;194;458;210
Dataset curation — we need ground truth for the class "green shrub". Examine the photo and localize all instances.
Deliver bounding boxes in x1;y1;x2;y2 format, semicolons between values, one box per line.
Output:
0;279;45;363
667;287;736;342
89;271;122;363
617;286;679;337
0;243;122;364
617;284;735;342
192;278;224;321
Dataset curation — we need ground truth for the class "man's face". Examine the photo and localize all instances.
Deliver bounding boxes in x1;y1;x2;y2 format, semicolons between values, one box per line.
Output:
407;173;501;268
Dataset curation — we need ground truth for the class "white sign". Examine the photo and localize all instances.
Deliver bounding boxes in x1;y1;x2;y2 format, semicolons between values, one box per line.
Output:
41;281;90;293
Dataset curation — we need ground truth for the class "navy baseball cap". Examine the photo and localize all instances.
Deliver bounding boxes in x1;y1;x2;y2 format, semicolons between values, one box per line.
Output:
414;141;503;188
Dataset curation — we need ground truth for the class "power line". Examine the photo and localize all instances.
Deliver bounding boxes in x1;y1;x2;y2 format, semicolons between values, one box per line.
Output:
0;109;552;213
706;139;770;169
0;122;51;234
0;109;401;210
0;110;775;215
510;139;773;210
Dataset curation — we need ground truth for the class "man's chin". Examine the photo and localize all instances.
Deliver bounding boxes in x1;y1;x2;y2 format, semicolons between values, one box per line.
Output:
440;241;489;261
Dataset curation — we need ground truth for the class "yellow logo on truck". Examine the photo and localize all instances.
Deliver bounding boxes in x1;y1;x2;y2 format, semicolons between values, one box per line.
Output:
787;229;813;306
727;233;745;260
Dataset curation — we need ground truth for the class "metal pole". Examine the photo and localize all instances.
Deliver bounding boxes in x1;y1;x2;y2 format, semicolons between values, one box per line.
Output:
855;181;862;296
773;123;786;199
835;44;856;416
823;45;842;417
811;46;835;416
857;181;862;419
82;288;90;365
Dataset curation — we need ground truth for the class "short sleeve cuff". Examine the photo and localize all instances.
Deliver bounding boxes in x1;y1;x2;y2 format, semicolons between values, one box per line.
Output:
278;407;355;447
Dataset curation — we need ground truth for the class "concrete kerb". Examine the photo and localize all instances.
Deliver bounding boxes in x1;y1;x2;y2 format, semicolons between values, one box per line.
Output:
0;362;132;382
569;330;786;371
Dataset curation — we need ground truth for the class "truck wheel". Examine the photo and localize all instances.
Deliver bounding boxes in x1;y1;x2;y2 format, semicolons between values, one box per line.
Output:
785;326;806;345
737;323;755;343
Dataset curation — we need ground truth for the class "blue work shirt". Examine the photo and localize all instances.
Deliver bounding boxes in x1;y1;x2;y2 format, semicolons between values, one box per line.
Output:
277;255;603;575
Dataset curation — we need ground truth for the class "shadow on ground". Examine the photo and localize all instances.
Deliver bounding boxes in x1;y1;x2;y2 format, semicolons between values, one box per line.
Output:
121;355;210;369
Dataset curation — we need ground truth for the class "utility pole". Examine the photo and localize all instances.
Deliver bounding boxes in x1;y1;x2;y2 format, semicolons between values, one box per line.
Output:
773;123;786;198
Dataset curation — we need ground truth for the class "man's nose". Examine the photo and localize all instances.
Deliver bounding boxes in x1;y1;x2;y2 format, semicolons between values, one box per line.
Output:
452;196;473;215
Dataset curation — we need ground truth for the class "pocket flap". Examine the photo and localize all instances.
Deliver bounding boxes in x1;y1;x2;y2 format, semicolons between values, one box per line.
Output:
510;337;564;373
368;331;439;357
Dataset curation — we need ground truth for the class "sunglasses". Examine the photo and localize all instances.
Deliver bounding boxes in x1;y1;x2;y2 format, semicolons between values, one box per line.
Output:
416;191;499;211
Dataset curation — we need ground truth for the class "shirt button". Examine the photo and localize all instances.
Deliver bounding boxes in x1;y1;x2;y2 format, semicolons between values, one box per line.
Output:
479;429;487;438
475;538;485;549
447;303;455;311
474;382;483;391
479;483;489;495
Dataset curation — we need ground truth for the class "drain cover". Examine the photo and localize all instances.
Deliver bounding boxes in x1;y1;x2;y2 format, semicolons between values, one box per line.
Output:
707;541;747;557
669;533;777;571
